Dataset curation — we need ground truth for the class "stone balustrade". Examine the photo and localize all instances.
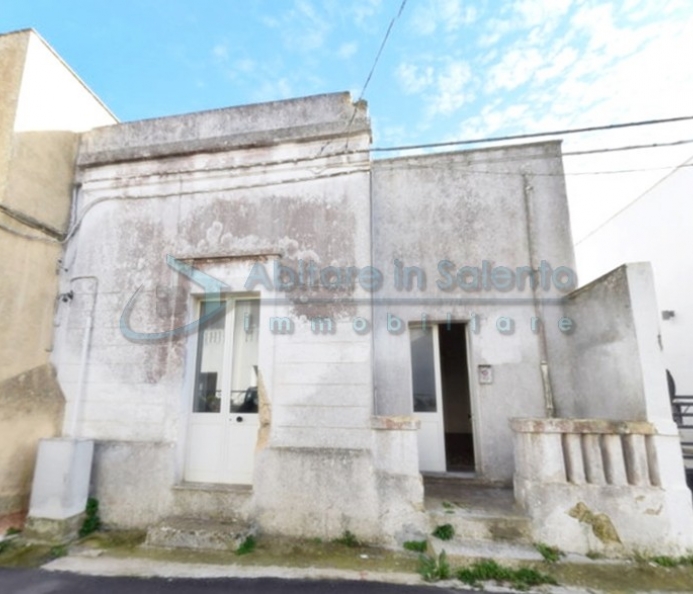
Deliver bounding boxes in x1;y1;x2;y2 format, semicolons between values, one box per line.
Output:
511;418;661;488
510;417;693;556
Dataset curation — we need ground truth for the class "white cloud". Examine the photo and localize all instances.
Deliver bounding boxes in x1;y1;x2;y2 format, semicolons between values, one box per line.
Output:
349;0;383;27
534;46;578;83
276;0;332;52
212;43;229;61
485;47;546;93
337;41;358;59
396;62;434;94
395;57;473;115
478;17;515;47
253;78;293;103
429;60;473;115
511;0;573;28
408;0;478;36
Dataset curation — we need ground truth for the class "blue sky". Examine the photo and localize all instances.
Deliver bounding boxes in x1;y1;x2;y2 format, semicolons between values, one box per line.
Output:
2;0;693;240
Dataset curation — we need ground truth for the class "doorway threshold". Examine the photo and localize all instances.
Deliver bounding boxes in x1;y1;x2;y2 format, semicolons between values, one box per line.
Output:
174;481;252;493
422;471;476;480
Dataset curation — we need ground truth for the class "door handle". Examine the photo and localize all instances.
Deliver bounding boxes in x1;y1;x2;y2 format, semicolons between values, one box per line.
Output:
236;416;244;423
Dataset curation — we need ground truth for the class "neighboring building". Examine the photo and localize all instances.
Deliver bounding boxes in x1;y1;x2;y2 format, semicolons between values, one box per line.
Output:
0;30;116;516
576;156;693;396
4;29;690;556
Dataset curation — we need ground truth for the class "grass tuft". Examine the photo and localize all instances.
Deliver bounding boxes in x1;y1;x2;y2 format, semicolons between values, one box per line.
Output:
79;497;101;538
535;542;565;563
417;550;451;582
457;559;557;590
48;545;67;559
333;530;360;548
403;540;427;553
431;524;455;541
235;535;256;556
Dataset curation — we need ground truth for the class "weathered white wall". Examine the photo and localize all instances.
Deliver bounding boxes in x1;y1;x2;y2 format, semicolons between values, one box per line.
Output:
575;157;693;395
549;263;673;424
371;142;576;482
58;98;374;445
53;93;417;538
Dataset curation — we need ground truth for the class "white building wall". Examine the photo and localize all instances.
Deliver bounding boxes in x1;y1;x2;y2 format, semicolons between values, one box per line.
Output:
14;31;116;133
575;157;693;395
372;141;576;482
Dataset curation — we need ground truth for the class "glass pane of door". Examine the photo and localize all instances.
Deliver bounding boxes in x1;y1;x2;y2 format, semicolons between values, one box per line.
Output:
410;326;436;412
192;300;227;413
229;299;260;414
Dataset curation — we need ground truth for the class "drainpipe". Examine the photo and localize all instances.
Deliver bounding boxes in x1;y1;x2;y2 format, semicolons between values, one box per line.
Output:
521;173;555;418
66;276;98;438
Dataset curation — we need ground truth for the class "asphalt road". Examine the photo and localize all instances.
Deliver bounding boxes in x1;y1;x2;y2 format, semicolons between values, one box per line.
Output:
0;568;470;594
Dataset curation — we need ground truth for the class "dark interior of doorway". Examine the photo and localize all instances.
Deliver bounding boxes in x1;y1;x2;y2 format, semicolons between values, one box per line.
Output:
439;323;475;472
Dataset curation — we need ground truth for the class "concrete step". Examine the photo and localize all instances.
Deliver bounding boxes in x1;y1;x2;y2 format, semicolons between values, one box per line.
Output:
170;482;252;521
425;484;531;544
429;538;543;565
145;516;255;552
428;508;531;543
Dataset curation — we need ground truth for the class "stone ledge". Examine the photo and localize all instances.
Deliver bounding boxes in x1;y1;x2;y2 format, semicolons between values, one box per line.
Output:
511;417;656;435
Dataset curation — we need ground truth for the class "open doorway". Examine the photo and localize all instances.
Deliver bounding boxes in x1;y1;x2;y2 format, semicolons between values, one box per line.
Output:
410;322;475;473
439;323;475;472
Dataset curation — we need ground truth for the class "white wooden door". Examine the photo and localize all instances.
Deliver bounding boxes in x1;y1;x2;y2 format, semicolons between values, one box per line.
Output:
185;298;260;484
410;324;446;472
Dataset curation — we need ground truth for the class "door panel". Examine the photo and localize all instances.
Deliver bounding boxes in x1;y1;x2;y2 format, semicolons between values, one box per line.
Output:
410;325;446;472
185;297;260;485
185;422;224;482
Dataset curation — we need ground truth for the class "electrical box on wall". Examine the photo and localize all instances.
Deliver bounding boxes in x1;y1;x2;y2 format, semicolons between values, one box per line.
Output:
478;364;493;384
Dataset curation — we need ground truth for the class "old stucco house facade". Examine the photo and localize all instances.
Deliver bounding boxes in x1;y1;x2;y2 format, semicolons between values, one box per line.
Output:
4;29;691;557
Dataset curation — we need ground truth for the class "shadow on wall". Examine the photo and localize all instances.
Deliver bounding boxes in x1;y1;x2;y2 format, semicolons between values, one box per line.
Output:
0;363;64;515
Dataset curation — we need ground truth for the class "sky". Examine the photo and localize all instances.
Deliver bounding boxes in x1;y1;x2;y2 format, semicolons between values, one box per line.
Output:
2;0;693;243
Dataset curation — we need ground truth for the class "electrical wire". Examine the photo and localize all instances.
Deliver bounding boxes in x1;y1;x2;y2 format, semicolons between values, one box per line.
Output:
4;116;693;245
357;0;409;103
370;114;693;153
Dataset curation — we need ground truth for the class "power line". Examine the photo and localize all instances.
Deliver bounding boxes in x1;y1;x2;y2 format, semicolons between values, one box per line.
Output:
357;0;408;102
564;138;693;157
330;0;408;156
6;128;693;245
371;114;693;153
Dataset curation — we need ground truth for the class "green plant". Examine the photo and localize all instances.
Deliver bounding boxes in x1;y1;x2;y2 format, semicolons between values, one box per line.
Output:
4;527;21;537
334;530;360;548
79;497;101;538
0;541;9;555
403;540;427;553
457;559;556;590
634;553;693;567
417;550;451;582
432;523;455;541
235;535;256;556
49;545;67;559
535;542;564;563
442;501;454;509
585;550;603;560
651;555;678;567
